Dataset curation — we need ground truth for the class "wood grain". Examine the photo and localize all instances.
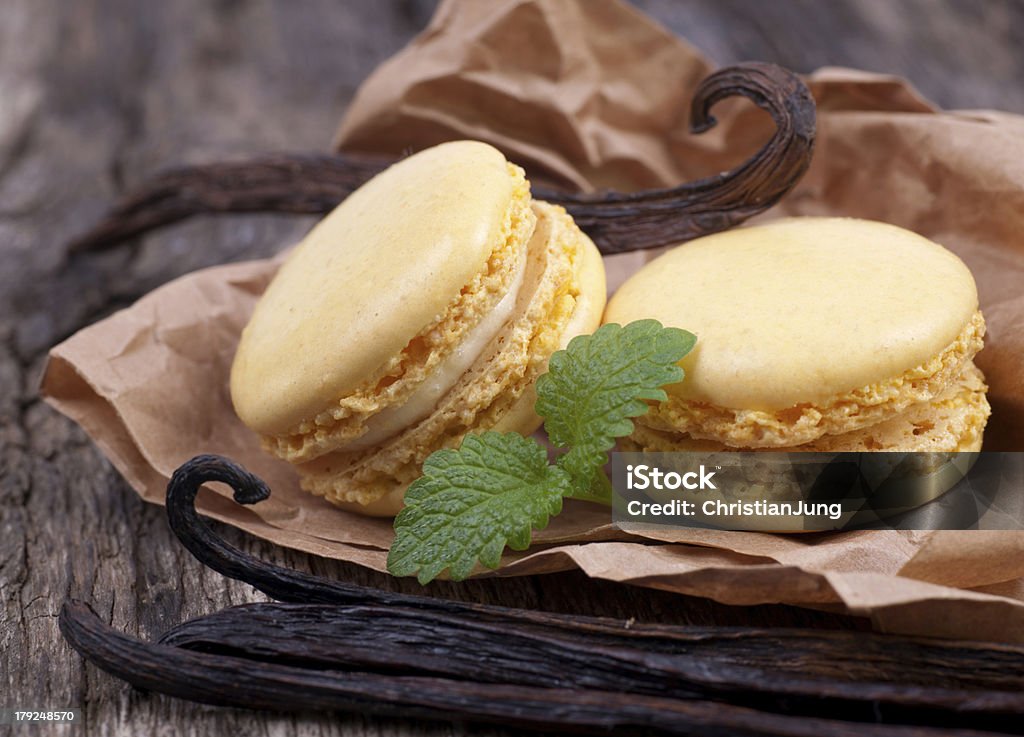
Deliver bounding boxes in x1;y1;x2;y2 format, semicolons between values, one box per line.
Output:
2;1;1023;735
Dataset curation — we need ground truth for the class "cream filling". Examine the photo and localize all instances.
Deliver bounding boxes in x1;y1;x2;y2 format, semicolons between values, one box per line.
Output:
343;245;529;452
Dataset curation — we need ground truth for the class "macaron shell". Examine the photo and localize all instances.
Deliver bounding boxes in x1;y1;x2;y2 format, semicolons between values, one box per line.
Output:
559;227;606;345
296;201;607;512
231;141;522;435
489;217;607;436
799;362;990;452
605;218;980;411
332;487;406;518
627;362;990;454
640;310;985;449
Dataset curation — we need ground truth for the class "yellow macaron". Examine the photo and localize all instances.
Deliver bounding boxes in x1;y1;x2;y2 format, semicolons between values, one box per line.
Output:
231;141;606;516
605;217;989;453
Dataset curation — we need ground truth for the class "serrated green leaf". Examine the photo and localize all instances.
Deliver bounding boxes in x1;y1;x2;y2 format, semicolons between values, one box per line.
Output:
388;320;696;584
536;320;696;497
387;432;571;584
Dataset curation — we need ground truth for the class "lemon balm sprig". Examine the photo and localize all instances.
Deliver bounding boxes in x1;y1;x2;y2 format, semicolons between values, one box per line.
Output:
386;320;696;584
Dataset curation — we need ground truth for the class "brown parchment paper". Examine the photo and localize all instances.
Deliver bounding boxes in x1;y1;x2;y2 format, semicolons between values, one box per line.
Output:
42;0;1024;641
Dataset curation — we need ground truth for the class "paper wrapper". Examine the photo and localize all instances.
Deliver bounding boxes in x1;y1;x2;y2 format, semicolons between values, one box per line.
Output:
42;0;1024;641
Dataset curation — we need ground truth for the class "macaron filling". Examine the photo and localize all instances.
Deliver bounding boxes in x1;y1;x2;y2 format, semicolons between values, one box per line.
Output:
343;240;529;451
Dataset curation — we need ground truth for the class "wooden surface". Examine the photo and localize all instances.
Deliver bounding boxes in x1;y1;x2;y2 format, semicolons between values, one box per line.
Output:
2;1;1022;735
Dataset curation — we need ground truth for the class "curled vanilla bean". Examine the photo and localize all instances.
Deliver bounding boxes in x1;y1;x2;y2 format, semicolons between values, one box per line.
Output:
170;455;636;620
540;62;815;253
168;455;530;610
59;600;977;737
67;62;814;256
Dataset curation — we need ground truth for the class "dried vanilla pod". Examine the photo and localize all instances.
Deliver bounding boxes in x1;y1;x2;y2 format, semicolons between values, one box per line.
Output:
65;152;391;256
539;61;816;253
66;62;815;256
166;454;558;611
158;600;1024;730
59;600;983;737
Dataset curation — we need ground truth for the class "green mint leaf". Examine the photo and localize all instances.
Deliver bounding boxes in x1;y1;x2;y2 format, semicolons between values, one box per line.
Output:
388;320;696;584
387;432;571;584
536;320;696;497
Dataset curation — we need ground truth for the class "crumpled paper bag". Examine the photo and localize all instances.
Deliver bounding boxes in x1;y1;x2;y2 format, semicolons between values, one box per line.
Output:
42;0;1024;641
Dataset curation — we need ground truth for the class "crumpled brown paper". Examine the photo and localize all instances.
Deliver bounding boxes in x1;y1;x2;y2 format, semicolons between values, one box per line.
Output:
42;0;1024;641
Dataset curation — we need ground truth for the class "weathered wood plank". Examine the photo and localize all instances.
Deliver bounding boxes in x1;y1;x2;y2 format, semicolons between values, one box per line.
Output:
3;1;1022;736
643;0;1024;114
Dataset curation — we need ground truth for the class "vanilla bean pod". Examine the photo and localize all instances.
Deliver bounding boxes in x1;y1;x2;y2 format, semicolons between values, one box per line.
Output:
65;152;390;255
67;62;814;256
157;601;1024;732
58;600;983;737
167;454;543;611
168;454;675;624
539;62;815;253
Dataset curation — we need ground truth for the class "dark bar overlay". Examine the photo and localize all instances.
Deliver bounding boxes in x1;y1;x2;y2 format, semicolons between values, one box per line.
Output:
612;452;1024;532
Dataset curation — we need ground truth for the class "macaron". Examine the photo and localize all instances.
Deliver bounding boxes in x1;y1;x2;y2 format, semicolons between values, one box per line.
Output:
231;141;606;516
605;217;989;453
